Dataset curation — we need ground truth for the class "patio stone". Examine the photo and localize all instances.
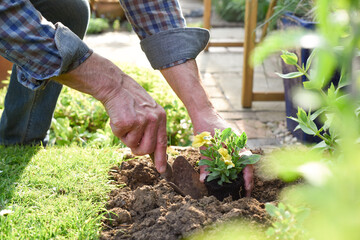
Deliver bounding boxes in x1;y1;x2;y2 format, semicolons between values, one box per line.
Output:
255;111;286;122
246;138;281;149
218;111;257;120
209;97;232;111
204;86;223;98
235;119;274;139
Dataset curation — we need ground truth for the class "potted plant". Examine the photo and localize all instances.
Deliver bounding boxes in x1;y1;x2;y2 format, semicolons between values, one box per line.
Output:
272;0;327;143
192;128;260;201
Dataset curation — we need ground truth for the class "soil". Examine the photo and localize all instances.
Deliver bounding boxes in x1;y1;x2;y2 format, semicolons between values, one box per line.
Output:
100;147;288;240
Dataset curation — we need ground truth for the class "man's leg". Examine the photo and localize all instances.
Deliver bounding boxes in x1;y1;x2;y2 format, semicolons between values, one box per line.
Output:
0;0;90;145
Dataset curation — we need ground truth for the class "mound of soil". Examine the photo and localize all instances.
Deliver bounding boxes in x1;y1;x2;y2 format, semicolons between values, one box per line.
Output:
100;147;287;240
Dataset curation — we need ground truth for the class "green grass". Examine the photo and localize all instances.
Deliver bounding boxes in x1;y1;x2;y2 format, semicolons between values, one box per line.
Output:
0;64;192;238
0;145;123;239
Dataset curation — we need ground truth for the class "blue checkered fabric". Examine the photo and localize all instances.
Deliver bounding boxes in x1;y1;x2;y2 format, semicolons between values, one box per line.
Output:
119;0;186;40
0;1;63;89
0;0;193;90
0;0;92;90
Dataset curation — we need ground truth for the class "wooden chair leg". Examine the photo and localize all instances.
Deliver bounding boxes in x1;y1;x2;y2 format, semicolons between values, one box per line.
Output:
241;0;258;108
260;0;278;42
203;0;212;51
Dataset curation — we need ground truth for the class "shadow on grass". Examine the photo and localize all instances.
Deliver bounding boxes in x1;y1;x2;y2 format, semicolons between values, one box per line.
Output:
0;145;40;210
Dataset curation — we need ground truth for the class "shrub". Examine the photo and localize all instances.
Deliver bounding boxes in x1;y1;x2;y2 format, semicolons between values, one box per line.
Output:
86;17;109;34
214;0;270;23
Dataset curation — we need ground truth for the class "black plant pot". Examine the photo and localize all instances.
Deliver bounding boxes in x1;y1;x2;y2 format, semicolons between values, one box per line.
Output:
204;172;245;201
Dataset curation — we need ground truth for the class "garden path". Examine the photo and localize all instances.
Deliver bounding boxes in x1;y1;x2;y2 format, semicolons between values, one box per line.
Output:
84;0;296;150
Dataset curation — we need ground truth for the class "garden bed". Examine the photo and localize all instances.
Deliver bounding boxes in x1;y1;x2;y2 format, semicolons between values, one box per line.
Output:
100;147;288;240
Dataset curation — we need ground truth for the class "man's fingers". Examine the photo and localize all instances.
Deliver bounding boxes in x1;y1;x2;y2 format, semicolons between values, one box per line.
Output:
131;115;158;155
120;123;146;149
243;164;254;197
199;165;210;183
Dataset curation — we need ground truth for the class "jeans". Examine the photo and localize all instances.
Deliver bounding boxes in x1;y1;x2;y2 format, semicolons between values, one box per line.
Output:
0;0;90;145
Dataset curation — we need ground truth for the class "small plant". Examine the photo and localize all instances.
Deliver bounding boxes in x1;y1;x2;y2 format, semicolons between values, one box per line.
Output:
193;128;260;185
265;203;310;240
277;50;339;152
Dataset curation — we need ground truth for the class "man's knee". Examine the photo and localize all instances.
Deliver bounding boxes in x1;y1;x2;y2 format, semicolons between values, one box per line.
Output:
30;0;90;38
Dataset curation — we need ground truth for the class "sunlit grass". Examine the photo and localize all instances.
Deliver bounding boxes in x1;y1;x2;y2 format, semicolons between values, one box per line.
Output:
0;145;123;239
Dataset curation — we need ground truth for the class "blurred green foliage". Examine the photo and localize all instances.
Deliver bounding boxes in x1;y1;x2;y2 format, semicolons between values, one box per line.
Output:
252;0;360;239
86;17;109;34
214;0;270;23
265;203;310;240
273;0;315;20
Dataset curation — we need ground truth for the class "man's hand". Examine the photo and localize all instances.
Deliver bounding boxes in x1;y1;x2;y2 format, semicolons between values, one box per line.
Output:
54;53;168;173
160;59;255;196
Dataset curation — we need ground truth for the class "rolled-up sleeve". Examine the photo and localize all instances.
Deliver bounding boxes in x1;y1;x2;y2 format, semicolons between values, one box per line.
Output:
119;0;209;69
0;0;92;90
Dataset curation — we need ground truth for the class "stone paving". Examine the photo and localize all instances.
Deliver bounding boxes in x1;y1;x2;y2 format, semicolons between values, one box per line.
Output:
84;0;298;149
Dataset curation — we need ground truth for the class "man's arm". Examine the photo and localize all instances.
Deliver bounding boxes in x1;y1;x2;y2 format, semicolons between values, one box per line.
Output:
54;53;168;173
119;0;255;195
160;60;255;197
0;1;168;173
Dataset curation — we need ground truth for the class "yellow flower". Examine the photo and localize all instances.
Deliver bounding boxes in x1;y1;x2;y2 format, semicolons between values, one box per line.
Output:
218;148;234;167
192;131;212;148
224;159;235;167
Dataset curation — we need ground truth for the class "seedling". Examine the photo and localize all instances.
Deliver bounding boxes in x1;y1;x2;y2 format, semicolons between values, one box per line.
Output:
193;128;260;185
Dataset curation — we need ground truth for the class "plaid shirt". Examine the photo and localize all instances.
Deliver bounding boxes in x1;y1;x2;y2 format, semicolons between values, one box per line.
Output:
0;0;207;90
119;0;189;69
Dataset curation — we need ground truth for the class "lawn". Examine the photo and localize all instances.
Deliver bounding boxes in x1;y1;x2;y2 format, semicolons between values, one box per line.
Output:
0;145;123;239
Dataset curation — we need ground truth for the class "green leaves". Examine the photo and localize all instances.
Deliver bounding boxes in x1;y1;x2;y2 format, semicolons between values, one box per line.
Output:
281;50;298;65
240;154;261;165
276;71;304;79
289;106;337;152
265;203;310;240
220;128;232;142
198;159;214;166
195;128;260;185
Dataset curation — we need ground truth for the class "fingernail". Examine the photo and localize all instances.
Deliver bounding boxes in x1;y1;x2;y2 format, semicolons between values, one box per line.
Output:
199;173;207;182
158;165;166;174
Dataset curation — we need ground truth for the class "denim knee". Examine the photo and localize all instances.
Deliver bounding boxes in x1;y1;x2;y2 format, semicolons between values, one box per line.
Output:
29;0;90;38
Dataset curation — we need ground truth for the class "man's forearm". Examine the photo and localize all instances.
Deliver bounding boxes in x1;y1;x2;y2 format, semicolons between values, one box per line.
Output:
160;59;218;128
54;53;122;104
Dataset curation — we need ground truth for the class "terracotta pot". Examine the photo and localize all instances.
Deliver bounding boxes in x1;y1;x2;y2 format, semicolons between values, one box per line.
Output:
204;172;245;201
92;0;125;20
0;56;12;88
